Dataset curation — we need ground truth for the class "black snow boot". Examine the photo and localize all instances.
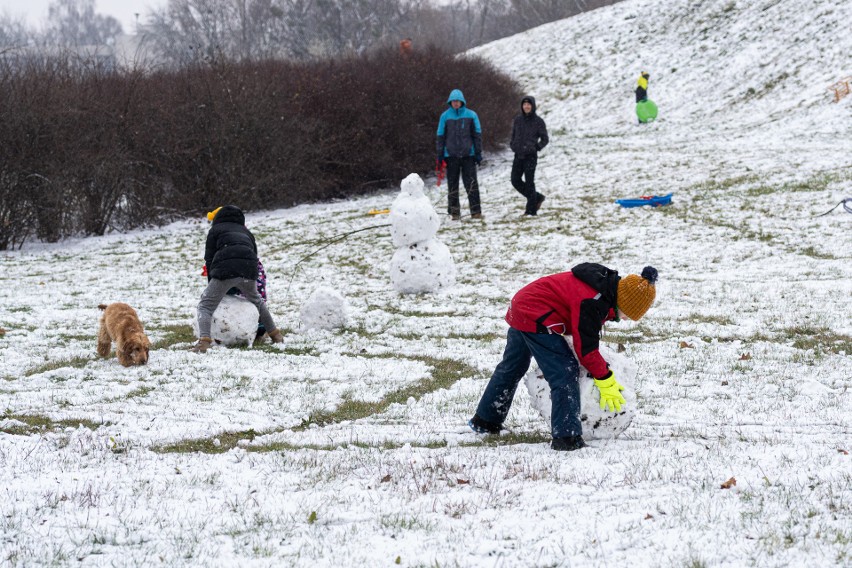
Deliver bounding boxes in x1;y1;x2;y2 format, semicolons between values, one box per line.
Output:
551;436;586;451
468;414;502;435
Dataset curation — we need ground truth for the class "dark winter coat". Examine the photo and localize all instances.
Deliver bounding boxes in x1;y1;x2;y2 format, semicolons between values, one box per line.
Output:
436;89;482;159
204;205;259;281
509;96;549;157
504;263;620;378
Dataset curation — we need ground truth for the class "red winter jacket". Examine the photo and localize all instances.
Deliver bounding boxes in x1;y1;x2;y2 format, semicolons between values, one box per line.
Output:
505;263;621;378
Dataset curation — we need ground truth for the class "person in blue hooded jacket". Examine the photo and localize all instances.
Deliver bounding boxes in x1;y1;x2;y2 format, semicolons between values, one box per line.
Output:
436;89;483;220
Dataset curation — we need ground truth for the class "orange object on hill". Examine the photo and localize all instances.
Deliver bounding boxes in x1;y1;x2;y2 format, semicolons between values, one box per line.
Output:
828;77;852;103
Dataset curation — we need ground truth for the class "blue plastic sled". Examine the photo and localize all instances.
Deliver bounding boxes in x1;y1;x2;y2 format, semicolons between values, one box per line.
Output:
615;193;673;208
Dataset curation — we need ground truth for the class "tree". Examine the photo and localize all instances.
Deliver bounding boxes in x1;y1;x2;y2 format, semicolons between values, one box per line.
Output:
146;0;428;65
43;0;123;47
143;0;625;67
308;0;423;56
0;13;32;49
148;0;295;64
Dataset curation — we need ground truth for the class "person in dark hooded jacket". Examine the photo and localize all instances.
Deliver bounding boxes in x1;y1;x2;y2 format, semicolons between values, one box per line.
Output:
191;205;284;353
469;263;658;451
509;96;549;216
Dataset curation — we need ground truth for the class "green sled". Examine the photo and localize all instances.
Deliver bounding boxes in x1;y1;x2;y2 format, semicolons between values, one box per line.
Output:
636;99;658;123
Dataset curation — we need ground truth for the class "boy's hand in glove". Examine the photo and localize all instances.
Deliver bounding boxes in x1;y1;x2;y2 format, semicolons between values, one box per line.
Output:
595;371;626;413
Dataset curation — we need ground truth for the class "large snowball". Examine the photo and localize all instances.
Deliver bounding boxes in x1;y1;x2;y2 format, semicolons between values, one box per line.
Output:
390;239;456;294
524;342;637;440
390;174;441;247
300;286;350;331
192;295;259;347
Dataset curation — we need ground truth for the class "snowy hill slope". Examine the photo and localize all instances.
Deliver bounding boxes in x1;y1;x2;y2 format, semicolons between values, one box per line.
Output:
0;0;850;566
472;0;852;136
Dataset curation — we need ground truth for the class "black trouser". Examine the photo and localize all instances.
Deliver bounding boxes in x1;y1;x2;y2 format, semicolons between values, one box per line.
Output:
511;154;542;214
445;156;481;216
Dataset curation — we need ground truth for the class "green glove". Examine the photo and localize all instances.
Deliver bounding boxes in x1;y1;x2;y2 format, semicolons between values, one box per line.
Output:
595;371;626;413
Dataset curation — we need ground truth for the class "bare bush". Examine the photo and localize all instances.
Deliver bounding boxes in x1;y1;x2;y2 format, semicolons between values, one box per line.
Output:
0;170;36;250
0;46;521;248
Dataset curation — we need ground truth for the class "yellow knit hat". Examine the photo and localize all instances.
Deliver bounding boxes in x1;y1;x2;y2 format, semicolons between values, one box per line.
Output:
617;266;658;321
206;207;223;222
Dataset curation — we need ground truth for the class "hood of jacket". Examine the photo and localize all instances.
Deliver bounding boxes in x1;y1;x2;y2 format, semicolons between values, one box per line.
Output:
446;89;466;107
211;205;245;226
521;95;537;115
571;263;620;303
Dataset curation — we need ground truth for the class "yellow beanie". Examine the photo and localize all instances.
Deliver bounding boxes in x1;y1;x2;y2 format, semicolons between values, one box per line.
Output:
206;207;223;222
617;266;658;321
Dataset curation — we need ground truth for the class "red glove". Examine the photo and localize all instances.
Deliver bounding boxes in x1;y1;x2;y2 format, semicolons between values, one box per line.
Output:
436;159;446;187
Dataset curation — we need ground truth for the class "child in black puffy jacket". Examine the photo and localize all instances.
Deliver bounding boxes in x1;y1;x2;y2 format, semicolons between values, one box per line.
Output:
191;205;283;353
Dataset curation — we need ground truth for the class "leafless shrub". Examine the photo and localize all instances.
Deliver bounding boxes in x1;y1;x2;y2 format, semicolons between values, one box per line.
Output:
0;45;520;248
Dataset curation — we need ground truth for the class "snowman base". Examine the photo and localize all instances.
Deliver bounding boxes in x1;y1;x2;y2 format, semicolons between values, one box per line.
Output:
192;295;259;347
523;342;637;440
390;238;456;294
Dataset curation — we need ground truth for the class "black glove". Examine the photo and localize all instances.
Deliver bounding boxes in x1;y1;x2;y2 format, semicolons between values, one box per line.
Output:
474;153;482;164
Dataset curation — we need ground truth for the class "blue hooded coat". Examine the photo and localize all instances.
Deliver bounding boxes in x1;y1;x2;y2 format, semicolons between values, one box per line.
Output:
436;89;482;159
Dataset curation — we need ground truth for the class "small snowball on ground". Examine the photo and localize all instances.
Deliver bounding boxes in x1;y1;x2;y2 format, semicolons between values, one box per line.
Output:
300;286;350;330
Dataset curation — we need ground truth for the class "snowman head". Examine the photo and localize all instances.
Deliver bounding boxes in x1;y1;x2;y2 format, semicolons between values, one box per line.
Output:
400;173;425;199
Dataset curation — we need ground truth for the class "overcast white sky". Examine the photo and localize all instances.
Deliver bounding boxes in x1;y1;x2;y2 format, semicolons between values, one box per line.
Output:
2;0;167;33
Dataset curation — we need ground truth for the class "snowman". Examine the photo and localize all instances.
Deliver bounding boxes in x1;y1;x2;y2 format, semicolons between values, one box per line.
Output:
524;342;637;440
389;173;456;294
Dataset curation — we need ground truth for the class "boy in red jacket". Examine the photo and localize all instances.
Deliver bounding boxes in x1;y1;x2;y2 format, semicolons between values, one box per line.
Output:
469;263;658;451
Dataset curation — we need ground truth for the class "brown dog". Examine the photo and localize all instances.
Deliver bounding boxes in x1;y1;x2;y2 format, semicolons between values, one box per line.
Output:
97;303;151;366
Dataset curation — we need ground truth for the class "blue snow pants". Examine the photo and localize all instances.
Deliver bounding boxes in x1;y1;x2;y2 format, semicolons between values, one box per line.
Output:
475;327;582;438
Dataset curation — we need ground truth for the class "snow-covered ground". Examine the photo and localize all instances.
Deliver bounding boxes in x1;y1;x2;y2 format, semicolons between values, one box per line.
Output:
1;0;850;565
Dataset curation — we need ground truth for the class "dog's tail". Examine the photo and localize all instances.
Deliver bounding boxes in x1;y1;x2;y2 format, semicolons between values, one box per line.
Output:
98;304;108;311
